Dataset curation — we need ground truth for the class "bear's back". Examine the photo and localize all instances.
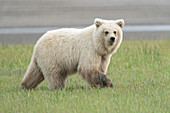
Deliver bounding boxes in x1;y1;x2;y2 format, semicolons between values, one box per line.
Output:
34;27;94;74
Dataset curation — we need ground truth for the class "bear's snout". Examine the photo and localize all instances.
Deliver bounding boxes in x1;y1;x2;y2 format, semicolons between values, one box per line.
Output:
109;37;115;44
110;37;115;42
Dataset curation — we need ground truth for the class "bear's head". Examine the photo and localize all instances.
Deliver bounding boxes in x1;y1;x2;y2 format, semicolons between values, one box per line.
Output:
92;18;124;55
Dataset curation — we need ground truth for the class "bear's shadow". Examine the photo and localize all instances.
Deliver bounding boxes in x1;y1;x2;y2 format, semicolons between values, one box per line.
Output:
37;85;91;92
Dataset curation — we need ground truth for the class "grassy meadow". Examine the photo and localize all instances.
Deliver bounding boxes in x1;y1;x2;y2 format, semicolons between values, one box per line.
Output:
0;40;169;113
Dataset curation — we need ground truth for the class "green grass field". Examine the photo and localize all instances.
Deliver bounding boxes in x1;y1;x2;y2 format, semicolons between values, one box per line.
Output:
0;40;169;113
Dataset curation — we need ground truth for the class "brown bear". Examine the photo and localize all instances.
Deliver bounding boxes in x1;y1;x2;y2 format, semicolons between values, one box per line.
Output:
21;18;124;90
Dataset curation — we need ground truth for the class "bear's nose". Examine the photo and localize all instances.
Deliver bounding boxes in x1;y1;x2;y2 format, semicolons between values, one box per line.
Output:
110;37;115;42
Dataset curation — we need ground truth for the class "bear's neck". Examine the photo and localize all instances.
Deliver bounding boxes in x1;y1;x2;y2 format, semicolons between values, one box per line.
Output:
92;31;109;56
81;25;110;56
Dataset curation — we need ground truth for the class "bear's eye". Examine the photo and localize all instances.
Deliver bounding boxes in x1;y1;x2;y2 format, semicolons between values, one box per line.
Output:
105;31;109;35
113;31;117;35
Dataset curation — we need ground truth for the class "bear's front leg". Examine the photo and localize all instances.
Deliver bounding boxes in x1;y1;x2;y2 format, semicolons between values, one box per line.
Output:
98;73;113;88
78;67;113;88
100;55;111;74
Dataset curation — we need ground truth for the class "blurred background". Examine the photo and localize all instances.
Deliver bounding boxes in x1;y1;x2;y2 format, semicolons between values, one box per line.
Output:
0;0;170;44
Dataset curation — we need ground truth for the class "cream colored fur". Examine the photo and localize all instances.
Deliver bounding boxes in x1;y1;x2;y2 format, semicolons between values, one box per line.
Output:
21;18;124;90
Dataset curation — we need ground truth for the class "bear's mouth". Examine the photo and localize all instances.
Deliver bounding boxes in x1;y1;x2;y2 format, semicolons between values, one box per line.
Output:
109;40;114;45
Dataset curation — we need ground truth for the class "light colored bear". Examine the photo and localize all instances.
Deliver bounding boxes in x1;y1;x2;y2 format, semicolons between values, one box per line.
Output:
21;18;124;90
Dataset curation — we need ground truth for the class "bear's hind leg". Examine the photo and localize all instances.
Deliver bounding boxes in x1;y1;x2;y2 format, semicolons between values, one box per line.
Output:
21;59;44;89
45;71;67;90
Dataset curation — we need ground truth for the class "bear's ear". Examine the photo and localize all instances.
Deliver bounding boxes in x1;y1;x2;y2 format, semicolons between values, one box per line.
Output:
94;18;104;28
115;19;124;28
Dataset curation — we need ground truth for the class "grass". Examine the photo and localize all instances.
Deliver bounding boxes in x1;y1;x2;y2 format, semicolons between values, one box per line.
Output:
0;40;169;113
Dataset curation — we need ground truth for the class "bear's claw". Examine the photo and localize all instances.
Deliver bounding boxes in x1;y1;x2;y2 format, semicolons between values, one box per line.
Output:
99;74;113;88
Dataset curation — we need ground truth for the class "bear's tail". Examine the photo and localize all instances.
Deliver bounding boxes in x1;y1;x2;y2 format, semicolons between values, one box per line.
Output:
21;57;44;89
